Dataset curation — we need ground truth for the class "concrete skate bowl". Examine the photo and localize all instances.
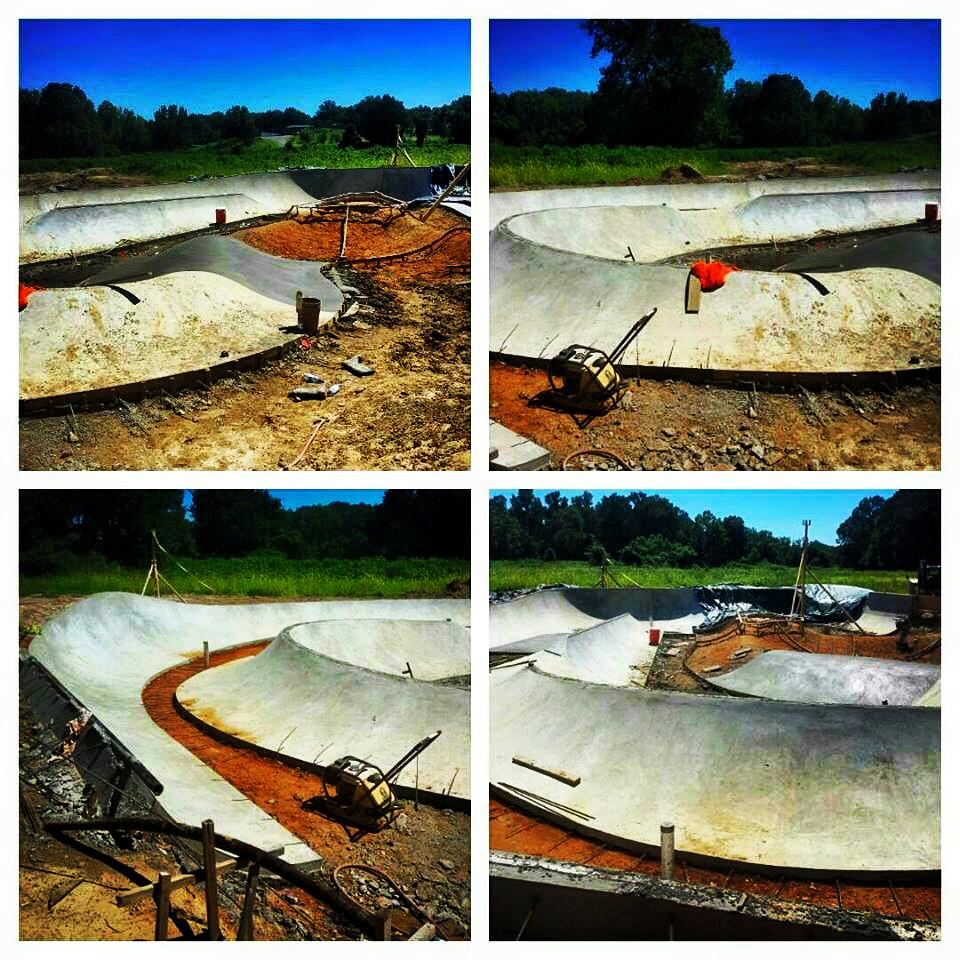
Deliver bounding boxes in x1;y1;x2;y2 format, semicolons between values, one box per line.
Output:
27;592;469;866
490;173;940;384
175;619;470;804
19;165;468;413
490;586;910;656
490;662;939;879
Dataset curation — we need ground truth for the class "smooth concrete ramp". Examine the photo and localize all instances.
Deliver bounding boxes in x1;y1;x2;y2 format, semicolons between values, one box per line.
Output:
176;622;470;800
285;618;469;680
490;173;940;378
20;166;447;262
522;614;658;686
490;663;939;876
82;235;344;310
708;650;940;706
19;272;319;405
30;593;469;864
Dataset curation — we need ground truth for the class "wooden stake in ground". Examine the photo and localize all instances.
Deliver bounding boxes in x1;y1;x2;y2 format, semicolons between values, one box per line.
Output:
153;872;171;941
238;862;260;940
201;819;220;940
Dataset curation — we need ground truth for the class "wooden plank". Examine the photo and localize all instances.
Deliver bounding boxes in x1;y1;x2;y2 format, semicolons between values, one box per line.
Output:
116;857;238;906
685;272;701;314
202;818;221;940
511;756;581;787
154;872;171;941
408;922;436;941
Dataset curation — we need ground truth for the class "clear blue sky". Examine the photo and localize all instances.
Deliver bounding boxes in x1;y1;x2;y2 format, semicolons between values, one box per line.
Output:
20;20;470;115
490;20;940;106
490;490;895;544
182;490;385;514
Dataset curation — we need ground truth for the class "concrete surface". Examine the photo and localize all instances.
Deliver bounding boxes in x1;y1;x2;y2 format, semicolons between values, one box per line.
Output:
489;419;550;470
82;235;344;309
490;662;939;875
31;593;469;864
19;271;317;403
709;650;940;706
490;173;940;376
21;166;449;261
489;587;906;654
176;622;470;800
285;618;469;680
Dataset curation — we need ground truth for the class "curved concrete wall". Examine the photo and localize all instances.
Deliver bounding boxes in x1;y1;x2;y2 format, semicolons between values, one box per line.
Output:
21;167;444;261
490;663;939;876
490;173;940;377
709;650;940;706
176;623;470;800
31;593;469;863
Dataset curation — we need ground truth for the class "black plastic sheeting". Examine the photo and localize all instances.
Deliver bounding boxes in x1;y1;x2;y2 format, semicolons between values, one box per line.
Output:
779;230;940;285
81;235;345;310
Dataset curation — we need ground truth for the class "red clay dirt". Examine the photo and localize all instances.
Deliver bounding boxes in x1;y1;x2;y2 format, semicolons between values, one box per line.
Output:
140;642;469;940
490;799;939;925
490;362;940;471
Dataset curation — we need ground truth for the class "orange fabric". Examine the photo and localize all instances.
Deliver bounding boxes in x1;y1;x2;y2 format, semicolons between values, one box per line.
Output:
19;282;43;311
690;260;741;292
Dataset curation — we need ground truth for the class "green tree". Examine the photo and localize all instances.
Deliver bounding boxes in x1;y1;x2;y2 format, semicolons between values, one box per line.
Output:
582;19;733;147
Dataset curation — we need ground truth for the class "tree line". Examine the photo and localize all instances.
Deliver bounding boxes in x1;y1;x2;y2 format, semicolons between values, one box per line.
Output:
490;490;939;571
20;490;470;574
19;83;470;160
490;20;940;149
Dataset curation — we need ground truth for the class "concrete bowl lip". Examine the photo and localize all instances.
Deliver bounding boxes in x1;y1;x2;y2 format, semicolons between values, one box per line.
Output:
496;200;936;270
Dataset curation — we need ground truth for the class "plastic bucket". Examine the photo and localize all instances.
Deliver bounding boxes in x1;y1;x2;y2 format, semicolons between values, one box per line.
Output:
924;203;939;222
215;208;227;225
649;628;661;646
300;297;321;335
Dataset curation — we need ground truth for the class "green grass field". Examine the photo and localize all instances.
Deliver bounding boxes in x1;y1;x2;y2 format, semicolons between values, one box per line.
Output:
21;135;470;183
20;555;470;599
490;134;939;189
490;560;911;594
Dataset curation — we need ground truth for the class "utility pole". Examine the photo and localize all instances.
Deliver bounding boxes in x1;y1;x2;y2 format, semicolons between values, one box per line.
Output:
789;520;811;625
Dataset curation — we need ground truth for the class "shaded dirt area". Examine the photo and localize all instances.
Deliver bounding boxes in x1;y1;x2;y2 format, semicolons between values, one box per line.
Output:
489;798;939;928
21;597;469;940
20;205;470;471
490;362;940;471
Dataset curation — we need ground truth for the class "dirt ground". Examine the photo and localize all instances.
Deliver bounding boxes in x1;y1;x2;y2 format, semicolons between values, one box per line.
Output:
19;207;470;471
20;596;470;940
19;167;156;195
490;362;940;471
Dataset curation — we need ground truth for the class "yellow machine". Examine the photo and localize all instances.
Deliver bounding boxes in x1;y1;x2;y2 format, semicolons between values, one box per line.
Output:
305;731;442;832
546;308;657;411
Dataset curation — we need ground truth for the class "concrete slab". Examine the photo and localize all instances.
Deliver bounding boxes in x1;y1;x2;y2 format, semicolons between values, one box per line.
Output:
489;420;550;470
177;623;470;800
490;173;940;377
31;593;469;863
19;272;316;403
709;650;940;706
490;663;939;876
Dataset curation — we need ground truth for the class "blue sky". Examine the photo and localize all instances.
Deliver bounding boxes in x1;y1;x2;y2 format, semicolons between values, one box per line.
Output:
20;20;470;115
183;490;385;513
490;20;940;106
489;490;895;544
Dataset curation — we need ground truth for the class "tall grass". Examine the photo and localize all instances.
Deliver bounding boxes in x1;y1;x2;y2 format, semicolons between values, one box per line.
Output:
21;137;470;184
490;560;912;594
20;556;470;599
490;134;940;189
